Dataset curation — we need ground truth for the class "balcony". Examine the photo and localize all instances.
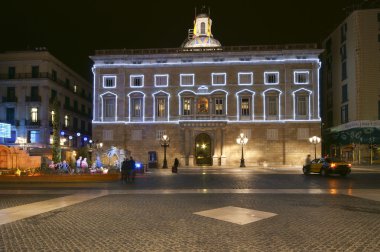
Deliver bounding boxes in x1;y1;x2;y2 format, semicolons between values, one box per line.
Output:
25;120;41;127
25;96;42;102
2;96;18;103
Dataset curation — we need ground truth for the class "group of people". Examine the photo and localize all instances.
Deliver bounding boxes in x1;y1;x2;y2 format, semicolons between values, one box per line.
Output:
76;156;89;174
121;156;136;183
48;160;70;173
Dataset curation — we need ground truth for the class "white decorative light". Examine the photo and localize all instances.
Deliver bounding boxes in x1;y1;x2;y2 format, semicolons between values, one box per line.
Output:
238;72;253;86
152;90;171;121
211;72;227;86
293;70;310;84
291;88;312;120
102;75;117;88
154;74;169;87
100;91;118;122
130;74;145;88
127;91;146;122
180;74;195;86
264;71;280;85
235;89;255;121
262;88;282;121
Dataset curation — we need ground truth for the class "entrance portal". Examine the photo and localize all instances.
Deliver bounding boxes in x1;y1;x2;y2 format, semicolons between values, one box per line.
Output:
195;133;212;166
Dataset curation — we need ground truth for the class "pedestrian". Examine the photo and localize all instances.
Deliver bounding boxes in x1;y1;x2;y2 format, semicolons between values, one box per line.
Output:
81;158;88;173
305;154;311;165
129;156;136;182
61;160;69;173
121;157;128;183
76;156;82;174
172;158;179;173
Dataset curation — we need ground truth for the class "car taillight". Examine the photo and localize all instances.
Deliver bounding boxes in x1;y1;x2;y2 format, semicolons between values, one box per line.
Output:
331;163;336;168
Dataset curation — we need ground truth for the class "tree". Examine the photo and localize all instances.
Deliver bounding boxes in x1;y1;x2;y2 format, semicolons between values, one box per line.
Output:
51;99;61;163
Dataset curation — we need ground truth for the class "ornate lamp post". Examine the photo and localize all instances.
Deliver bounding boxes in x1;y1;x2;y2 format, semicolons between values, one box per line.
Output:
309;136;321;159
236;133;248;167
160;134;170;168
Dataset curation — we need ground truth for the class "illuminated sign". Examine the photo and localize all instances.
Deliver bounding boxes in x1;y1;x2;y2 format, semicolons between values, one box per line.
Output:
0;123;11;138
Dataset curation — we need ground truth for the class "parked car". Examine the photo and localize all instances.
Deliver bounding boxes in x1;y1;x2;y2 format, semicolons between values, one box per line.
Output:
303;157;351;177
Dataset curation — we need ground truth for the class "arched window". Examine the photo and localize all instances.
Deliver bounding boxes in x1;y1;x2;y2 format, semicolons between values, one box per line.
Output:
100;92;118;122
128;91;145;122
201;22;206;34
263;89;282;120
292;88;312;120
152;91;170;121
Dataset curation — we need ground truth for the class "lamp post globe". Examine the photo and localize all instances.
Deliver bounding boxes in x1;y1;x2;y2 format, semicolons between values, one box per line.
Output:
309;136;321;159
160;134;170;168
236;133;248;167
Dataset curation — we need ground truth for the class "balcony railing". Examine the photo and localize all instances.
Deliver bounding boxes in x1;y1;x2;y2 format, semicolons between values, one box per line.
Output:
25;120;41;127
25;96;42;102
2;96;18;103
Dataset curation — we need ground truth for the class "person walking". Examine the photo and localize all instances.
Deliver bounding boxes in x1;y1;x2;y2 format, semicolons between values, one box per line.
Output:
172;158;179;173
121;158;128;183
129;156;136;182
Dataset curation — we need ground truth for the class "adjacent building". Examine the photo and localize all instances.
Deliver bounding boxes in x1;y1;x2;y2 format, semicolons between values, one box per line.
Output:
0;49;92;157
91;10;322;167
321;8;380;163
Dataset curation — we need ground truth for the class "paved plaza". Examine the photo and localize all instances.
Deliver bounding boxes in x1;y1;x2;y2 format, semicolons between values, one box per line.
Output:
0;166;380;251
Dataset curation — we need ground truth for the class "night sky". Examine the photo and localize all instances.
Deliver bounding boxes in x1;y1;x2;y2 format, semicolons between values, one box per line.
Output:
1;0;378;80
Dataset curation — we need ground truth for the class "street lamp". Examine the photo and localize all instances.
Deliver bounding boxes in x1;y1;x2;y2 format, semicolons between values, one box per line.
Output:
160;134;170;168
309;136;321;159
236;133;248;167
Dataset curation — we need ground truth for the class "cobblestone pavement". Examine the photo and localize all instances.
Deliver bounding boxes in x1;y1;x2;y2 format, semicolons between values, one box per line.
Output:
0;193;380;251
0;167;379;251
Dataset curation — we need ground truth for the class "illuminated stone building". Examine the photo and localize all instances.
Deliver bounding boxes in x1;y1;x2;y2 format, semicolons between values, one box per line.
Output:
91;10;322;167
0;49;92;156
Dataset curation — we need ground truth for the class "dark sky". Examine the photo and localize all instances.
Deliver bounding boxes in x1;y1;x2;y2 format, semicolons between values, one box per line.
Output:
1;0;378;80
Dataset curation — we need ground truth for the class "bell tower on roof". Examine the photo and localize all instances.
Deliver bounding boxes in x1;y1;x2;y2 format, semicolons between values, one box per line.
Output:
182;6;221;48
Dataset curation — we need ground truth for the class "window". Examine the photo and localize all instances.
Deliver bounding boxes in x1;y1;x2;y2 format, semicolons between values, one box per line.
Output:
297;128;309;140
342;84;348;103
64;96;70;108
241;98;250;116
130;75;144;87
132;98;143;117
131;130;142;141
341;104;349;123
64;115;69;127
74;85;77;93
81;104;86;114
103;130;113;141
6;108;15;125
264;72;279;84
51;89;57;99
215;98;224;115
28;130;40;143
103;76;116;88
340;44;347;61
52;70;57;81
156;98;166;117
31;86;39;99
267;129;278;140
156;130;166;140
81;120;85;132
212;73;226;86
341;61;347;80
154;74;169;87
296;96;307;116
340;23;347;43
73;117;78;130
238;72;253;85
183;98;192;115
31;107;38;122
294;71;309;84
104;97;116;118
201;22;206;34
51;111;55;122
197;97;209;114
8;67;15;79
180;74;194;86
32;66;39;78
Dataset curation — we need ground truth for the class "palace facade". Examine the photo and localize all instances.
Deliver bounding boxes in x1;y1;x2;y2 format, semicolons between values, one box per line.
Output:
91;11;322;167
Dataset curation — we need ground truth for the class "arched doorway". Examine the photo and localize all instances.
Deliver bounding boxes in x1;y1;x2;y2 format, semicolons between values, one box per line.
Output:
195;133;212;166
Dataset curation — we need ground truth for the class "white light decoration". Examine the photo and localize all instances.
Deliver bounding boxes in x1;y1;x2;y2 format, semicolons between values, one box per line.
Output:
291;88;312;120
293;70;310;84
93;58;321;68
264;71;280;85
238;72;253;85
130;75;145;88
102;75;117;88
69;136;73;140
180;74;195;86
262;88;282;121
127;91;146;122
154;74;169;87
77;132;81;137
152;90;171;121
235;89;255;121
100;91;118;122
211;73;227;86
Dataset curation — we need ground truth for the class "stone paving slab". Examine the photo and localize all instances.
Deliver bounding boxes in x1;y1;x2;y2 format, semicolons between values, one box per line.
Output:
0;194;379;251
